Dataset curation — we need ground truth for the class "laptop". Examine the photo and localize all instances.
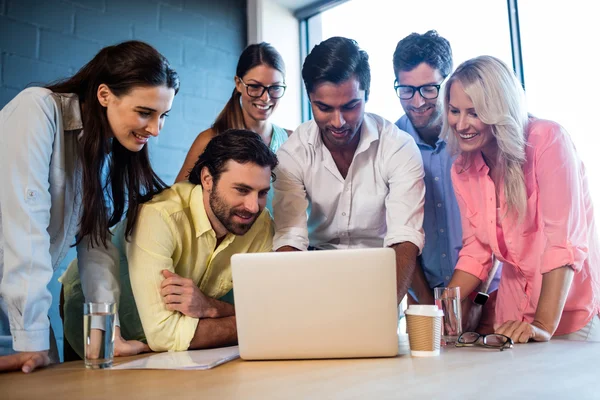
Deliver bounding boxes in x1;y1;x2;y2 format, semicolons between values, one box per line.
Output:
231;248;399;360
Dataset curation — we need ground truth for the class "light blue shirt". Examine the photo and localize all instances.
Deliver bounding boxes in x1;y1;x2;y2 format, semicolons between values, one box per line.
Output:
266;124;289;214
396;115;461;288
0;88;119;354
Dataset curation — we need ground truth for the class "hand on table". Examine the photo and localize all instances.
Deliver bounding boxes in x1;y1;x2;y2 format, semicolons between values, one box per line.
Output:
114;326;150;357
495;320;552;343
161;270;217;318
0;351;50;373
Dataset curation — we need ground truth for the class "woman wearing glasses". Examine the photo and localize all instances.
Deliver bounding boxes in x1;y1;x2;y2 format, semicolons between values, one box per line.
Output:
445;56;600;343
176;42;289;210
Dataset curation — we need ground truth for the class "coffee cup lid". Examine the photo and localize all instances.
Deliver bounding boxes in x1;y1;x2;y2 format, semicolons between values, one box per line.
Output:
405;305;444;317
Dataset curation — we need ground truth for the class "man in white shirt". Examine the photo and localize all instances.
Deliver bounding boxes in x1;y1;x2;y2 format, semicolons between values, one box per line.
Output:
272;36;426;303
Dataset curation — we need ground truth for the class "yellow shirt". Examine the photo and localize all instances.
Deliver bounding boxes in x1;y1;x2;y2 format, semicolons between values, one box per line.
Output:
127;182;273;352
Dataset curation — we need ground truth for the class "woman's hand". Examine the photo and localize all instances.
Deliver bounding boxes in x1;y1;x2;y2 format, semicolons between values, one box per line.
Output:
495;320;552;343
0;351;50;373
114;326;150;357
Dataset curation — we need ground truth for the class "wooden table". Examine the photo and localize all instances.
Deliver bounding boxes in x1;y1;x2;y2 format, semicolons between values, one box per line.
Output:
1;340;598;399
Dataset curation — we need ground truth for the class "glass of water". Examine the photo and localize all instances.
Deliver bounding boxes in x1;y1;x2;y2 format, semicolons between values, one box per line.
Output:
83;302;116;369
434;287;462;345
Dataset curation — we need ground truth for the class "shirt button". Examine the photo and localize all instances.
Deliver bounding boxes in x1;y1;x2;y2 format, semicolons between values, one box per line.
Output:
434;177;440;181
441;253;447;258
445;276;450;280
437;203;442;208
342;212;347;216
439;229;444;233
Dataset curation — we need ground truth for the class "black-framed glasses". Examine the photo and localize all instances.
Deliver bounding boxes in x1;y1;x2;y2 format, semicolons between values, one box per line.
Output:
456;332;514;351
238;77;287;99
394;81;441;100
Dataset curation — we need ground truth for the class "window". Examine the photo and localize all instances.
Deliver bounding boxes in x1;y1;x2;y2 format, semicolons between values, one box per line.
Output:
519;0;600;205
306;0;513;123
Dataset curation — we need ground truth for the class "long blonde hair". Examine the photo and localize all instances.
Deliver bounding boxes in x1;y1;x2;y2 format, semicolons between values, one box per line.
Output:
443;56;530;219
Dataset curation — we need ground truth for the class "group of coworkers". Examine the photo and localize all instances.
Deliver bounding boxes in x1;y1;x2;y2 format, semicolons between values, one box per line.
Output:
0;28;599;374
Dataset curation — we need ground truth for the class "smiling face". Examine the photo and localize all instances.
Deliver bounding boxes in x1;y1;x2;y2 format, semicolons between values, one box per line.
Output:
236;64;285;123
397;62;444;133
309;76;366;151
98;84;175;152
202;160;272;237
447;80;496;155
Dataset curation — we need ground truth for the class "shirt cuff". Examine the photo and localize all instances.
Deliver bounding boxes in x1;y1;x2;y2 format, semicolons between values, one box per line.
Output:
384;227;425;252
541;244;579;274
455;256;489;282
147;316;199;352
11;328;50;352
273;228;309;251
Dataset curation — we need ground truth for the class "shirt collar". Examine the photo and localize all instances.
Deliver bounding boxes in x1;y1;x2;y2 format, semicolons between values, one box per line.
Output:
457;151;489;175
189;186;214;238
356;113;379;153
473;151;489;173
307;112;379;153
189;185;238;247
396;115;445;150
54;92;84;131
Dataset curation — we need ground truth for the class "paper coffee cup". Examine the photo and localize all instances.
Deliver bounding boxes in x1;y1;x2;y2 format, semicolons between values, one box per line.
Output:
405;305;444;357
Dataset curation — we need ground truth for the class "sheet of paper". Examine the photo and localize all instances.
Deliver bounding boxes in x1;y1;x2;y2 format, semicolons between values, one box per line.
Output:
111;345;240;370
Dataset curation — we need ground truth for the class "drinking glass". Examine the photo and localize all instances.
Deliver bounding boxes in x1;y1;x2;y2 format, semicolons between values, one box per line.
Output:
83;302;116;369
434;287;462;344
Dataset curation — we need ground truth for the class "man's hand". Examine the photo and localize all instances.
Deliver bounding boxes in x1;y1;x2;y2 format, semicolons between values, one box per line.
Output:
160;270;218;318
495;320;552;343
114;326;150;357
0;351;50;373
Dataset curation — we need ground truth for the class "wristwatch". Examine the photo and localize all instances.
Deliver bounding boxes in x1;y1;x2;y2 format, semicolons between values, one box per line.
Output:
468;291;489;306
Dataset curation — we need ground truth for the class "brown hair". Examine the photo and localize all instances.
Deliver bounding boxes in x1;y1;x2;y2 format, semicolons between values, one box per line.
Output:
212;42;285;134
46;40;180;247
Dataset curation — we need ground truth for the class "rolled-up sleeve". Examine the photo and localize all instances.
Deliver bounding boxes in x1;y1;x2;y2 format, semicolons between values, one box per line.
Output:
272;147;310;251
536;124;589;274
452;171;493;281
126;206;198;352
77;235;121;326
0;91;56;352
383;136;426;250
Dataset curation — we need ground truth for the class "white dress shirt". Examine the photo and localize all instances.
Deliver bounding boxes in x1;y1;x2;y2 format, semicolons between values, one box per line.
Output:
0;87;119;353
272;112;425;251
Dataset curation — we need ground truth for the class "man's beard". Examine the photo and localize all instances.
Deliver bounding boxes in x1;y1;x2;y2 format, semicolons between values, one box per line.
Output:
209;186;259;236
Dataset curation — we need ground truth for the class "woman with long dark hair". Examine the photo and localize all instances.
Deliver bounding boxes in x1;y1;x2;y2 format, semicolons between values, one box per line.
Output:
175;42;289;211
0;40;179;373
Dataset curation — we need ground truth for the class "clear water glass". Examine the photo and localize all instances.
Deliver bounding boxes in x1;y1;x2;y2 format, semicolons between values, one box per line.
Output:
83;302;116;369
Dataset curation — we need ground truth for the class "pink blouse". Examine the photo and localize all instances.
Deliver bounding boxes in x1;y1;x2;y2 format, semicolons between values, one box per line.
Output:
452;118;600;335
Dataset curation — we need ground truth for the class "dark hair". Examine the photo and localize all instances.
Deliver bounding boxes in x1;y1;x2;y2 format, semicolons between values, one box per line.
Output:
302;36;371;101
212;43;286;134
189;129;278;185
46;40;180;247
392;30;453;78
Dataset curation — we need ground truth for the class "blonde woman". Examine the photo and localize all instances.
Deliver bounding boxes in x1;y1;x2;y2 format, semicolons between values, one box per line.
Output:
444;56;600;343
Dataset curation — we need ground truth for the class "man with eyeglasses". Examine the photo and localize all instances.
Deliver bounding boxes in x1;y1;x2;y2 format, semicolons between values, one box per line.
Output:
393;31;500;332
272;36;426;306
